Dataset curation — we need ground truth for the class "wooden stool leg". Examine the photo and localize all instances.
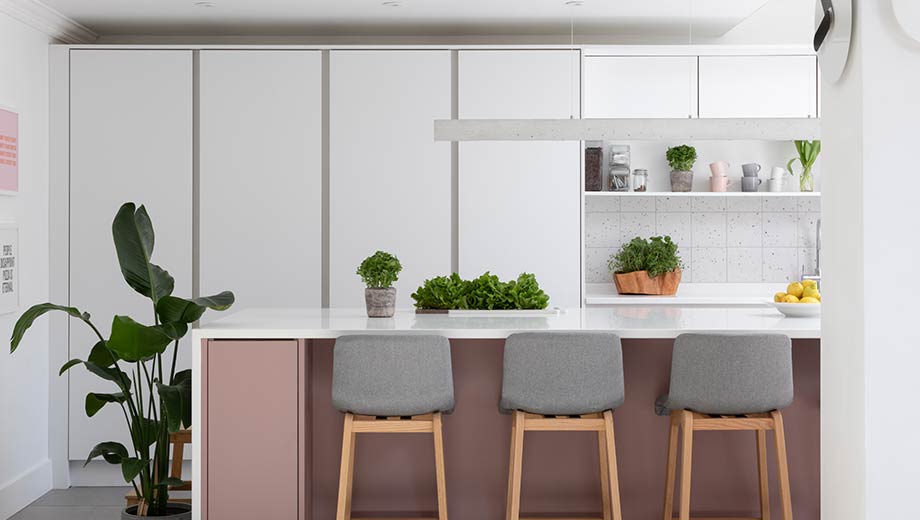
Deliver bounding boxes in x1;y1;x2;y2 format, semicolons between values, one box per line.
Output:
771;411;793;520
603;411;622;520
678;411;694;520
336;413;356;520
170;439;185;480
663;412;680;520
433;413;449;520
598;428;612;520
757;430;771;520
506;410;525;520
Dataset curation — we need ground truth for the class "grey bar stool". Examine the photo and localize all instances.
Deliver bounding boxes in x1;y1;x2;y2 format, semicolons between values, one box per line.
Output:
657;333;794;520
501;332;625;520
332;335;455;520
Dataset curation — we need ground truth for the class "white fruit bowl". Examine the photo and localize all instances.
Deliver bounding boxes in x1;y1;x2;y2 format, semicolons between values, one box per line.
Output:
770;301;821;317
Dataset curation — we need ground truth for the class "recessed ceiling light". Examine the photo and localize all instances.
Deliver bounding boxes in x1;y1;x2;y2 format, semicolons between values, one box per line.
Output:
565;0;584;6
382;1;400;6
194;1;216;7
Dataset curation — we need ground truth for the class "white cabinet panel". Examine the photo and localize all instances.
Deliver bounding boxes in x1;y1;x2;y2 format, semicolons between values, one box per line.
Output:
69;50;192;458
199;51;322;314
699;56;818;118
329;51;452;308
584;56;698;118
458;50;581;308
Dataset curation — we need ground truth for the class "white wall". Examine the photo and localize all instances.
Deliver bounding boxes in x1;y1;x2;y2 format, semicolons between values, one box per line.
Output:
0;10;53;520
822;2;920;519
719;0;815;46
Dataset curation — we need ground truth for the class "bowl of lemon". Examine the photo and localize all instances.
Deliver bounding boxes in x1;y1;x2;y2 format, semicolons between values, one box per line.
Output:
770;280;821;317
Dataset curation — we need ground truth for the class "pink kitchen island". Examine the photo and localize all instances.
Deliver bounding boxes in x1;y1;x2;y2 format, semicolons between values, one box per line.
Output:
191;307;820;520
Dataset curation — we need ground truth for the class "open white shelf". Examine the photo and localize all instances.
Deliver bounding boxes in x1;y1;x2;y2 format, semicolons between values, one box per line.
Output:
584;191;820;197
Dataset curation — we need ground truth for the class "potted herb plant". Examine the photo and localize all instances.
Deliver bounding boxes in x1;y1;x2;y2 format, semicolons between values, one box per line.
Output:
357;250;402;317
9;203;235;519
608;236;683;295
786;140;821;192
666;145;697;192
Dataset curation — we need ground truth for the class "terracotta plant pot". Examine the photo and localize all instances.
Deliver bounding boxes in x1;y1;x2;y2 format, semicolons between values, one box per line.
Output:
670;170;694;192
613;269;682;296
365;287;397;318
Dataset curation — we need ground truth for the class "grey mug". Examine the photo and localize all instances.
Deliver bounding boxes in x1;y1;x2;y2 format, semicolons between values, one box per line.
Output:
742;163;762;177
742;176;763;192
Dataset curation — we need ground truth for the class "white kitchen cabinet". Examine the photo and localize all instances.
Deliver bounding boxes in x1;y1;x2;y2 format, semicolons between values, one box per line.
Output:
458;50;581;308
584;56;698;118
329;51;452;308
199;51;323;315
698;55;818;118
69;50;193;459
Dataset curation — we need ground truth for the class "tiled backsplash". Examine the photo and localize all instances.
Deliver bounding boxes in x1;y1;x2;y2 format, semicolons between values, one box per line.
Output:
585;195;821;284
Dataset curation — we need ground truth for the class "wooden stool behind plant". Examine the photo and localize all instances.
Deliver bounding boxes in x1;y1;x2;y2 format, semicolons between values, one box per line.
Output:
125;428;192;507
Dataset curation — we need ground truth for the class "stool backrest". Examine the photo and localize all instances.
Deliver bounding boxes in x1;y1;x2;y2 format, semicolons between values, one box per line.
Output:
500;332;625;415
332;335;455;416
667;333;793;415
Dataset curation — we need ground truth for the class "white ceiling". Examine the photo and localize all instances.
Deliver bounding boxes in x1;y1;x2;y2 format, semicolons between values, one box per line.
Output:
41;0;774;37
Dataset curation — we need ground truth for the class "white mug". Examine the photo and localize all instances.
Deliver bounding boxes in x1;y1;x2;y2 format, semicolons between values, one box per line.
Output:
768;178;784;192
770;166;786;180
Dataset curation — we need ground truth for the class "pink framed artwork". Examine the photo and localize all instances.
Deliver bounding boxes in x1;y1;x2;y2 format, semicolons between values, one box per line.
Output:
0;106;19;195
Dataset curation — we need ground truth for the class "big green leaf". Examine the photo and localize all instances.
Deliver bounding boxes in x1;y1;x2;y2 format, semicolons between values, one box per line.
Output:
87;341;119;368
154;322;188;341
156;292;235;324
11;303;89;353
132;417;159;449
121;457;148;483
172;369;193;429
84;361;131;392
112;203;174;303
107;316;172;362
85;441;129;466
157;372;192;433
85;392;128;417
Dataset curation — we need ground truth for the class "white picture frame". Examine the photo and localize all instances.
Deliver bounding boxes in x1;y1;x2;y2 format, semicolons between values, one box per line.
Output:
0;224;19;315
0;104;19;197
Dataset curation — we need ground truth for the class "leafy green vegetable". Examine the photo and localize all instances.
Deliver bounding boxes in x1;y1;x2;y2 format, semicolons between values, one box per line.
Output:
411;272;550;310
356;250;402;289
666;145;697;171
608;236;682;278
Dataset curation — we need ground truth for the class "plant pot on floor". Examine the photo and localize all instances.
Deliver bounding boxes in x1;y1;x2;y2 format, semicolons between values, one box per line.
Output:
670;170;693;192
365;287;397;317
614;269;682;296
123;503;191;520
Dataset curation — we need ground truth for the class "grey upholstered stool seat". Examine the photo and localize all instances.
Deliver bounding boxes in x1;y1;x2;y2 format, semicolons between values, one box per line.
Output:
332;334;455;417
655;333;793;416
501;332;625;415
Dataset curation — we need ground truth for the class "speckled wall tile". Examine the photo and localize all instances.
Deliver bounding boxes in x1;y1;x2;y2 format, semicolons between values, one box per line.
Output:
763;196;799;212
691;248;727;282
585;196;620;213
726;197;763;212
656;196;693;212
585;212;620;247
727;212;763;247
727;248;764;282
656;213;692;244
585;247;617;283
797;197;821;213
678;247;692;282
763;248;800;282
796;213;821;248
620;212;656;241
763;213;798;247
691;212;727;247
800;248;818;276
620;196;655;212
692;196;727;212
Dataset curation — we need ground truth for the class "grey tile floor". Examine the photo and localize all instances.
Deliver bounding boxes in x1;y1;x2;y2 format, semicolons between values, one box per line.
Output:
11;487;131;520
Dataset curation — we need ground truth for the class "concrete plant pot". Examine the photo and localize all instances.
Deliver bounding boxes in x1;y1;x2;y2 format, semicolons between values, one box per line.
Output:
614;269;682;296
123;503;191;519
670;170;694;192
365;287;397;318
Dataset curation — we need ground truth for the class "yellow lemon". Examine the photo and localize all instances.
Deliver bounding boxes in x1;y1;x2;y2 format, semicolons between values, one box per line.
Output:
803;286;820;300
786;282;804;298
774;292;787;302
783;294;800;303
802;280;818;288
800;297;820;304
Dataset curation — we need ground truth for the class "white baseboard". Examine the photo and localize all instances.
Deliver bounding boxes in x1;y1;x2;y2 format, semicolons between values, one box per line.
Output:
0;459;52;520
69;460;192;487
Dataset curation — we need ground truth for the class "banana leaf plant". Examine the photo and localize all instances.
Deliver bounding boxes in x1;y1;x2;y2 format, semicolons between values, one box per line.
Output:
9;202;234;517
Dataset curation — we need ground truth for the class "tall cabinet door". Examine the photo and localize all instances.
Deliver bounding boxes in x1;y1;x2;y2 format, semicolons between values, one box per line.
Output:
69;50;193;458
458;50;581;308
199;51;323;315
329;51;452;308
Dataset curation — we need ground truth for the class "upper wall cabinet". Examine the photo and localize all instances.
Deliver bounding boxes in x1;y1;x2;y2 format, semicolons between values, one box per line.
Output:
69;50;193;458
329;51;452;308
584;56;698;118
199;51;323;314
458;50;581;308
698;56;818;118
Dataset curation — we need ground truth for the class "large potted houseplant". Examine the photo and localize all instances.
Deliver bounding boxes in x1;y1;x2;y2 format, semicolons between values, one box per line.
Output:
608;236;683;295
666;144;697;192
9;203;234;519
786;139;821;192
357;250;402;317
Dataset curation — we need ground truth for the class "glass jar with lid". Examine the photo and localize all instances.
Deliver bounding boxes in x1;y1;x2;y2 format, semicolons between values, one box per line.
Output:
632;169;649;192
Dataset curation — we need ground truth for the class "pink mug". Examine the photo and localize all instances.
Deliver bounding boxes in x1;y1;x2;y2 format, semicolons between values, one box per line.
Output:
710;161;731;177
710;176;732;192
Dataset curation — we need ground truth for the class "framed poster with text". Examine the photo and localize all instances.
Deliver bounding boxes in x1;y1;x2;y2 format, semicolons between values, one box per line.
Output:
0;106;19;195
0;224;18;315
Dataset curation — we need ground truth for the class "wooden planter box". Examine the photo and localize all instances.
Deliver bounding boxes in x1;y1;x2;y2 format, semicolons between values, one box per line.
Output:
613;269;682;296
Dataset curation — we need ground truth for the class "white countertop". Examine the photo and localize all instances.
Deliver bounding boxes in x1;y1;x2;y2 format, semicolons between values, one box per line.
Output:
584;283;787;306
192;306;821;341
